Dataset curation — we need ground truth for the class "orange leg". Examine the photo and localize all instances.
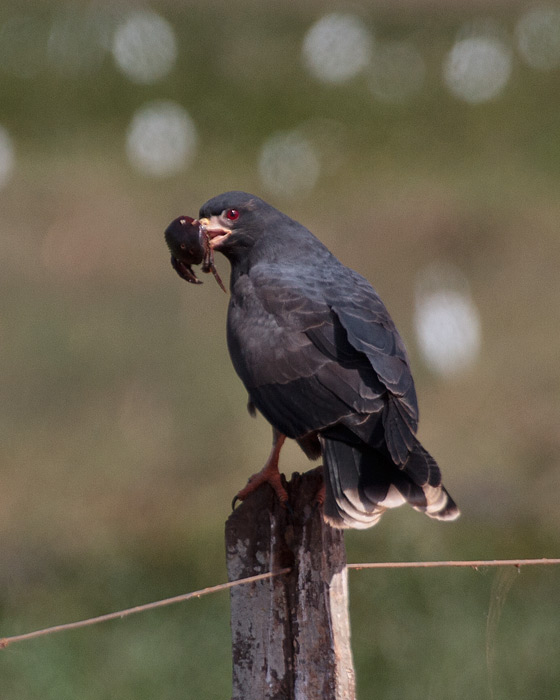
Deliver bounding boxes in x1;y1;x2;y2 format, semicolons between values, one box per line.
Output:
232;429;289;508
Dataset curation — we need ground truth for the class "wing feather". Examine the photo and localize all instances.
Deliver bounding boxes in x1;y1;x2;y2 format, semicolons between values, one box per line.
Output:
228;261;418;460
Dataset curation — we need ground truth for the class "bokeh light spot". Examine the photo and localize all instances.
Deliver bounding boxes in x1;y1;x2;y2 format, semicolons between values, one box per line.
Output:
126;101;197;178
516;7;560;71
112;10;177;84
443;35;512;103
258;130;320;199
302;13;373;84
414;263;482;377
0;125;15;189
368;41;425;103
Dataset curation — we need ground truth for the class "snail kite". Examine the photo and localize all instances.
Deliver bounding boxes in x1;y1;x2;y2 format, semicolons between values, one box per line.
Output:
194;191;459;529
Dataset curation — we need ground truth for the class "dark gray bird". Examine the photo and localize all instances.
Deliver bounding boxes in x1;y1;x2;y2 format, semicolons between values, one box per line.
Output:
196;191;459;529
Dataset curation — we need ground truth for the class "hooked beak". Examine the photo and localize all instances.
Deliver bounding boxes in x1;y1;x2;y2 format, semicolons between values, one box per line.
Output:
198;216;232;248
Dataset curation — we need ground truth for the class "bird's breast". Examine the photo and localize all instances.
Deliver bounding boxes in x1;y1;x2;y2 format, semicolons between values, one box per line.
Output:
226;274;321;389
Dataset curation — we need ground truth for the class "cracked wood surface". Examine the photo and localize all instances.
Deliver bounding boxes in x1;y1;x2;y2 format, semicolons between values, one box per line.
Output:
226;469;356;700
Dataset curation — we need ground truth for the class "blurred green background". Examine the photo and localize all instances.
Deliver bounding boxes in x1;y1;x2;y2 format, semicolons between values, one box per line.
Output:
1;1;559;698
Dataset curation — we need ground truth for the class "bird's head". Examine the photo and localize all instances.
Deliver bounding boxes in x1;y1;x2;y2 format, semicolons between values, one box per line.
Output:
198;191;279;259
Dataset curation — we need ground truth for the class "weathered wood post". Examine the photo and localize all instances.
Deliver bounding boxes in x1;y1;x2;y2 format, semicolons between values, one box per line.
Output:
225;469;356;700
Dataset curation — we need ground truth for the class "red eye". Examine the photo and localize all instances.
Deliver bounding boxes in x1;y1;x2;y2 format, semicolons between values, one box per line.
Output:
225;208;240;221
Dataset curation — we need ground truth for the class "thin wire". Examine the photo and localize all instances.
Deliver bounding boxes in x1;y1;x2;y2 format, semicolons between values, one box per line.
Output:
347;558;560;570
2;558;560;649
0;567;291;649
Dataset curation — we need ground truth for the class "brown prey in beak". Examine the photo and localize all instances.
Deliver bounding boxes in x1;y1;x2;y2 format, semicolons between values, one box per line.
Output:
198;216;232;249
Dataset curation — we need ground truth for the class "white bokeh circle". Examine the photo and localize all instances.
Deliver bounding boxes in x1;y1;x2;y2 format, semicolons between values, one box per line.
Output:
112;10;177;84
126;101;197;177
302;13;373;84
443;35;512;103
258;130;320;199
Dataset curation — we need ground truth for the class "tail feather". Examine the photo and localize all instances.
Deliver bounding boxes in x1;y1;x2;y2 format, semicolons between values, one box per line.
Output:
320;436;459;529
323;439;385;528
401;441;441;487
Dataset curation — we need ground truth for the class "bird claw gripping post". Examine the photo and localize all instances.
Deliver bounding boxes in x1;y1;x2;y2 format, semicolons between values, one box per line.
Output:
164;215;227;292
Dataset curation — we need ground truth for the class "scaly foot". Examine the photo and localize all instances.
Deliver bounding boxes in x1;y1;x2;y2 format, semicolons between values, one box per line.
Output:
232;430;288;509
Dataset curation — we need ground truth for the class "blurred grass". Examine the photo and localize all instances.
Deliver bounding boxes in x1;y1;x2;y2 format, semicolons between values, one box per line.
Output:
1;1;560;698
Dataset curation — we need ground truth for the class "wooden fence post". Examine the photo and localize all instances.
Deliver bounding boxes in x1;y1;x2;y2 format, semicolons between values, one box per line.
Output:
225;469;356;700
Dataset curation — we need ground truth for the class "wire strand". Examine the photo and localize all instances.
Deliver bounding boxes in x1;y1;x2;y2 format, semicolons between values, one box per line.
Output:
2;558;560;649
0;567;291;649
347;558;560;570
